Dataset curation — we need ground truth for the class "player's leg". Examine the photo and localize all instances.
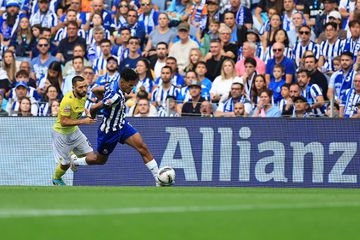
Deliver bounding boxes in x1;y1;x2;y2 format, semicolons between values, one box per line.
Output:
51;130;71;185
124;132;160;184
70;130;98;171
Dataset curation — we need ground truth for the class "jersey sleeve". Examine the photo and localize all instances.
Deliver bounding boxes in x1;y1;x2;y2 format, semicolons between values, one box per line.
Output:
102;90;122;106
59;96;72;117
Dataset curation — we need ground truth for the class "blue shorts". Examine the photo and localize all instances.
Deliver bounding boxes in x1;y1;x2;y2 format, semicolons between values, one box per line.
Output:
97;120;138;155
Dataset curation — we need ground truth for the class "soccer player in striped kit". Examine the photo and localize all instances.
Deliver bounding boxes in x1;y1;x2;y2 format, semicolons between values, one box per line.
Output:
72;68;160;185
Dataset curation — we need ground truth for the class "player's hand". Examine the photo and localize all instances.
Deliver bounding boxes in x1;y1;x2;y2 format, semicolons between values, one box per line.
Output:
82;117;97;125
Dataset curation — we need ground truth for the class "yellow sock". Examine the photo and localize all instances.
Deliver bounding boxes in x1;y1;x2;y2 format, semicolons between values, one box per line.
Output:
53;163;66;180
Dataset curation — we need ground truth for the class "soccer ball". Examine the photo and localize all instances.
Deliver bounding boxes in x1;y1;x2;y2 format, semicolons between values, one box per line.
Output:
157;166;176;186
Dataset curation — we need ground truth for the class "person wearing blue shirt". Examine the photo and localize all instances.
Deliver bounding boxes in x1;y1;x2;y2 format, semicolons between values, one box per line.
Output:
252;89;281;117
265;42;296;85
268;64;285;105
118;36;141;72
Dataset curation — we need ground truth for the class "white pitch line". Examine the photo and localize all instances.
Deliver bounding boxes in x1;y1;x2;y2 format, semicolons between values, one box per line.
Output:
0;202;360;219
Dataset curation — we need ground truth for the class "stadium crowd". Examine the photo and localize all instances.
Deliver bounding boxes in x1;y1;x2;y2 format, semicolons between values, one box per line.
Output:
0;0;359;118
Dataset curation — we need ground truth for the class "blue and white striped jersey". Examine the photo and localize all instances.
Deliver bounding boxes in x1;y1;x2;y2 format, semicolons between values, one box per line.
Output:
93;56;119;75
302;83;325;116
86;28;111;46
292;40;320;67
151;84;180;109
134;77;154;94
218;96;251;114
99;80;127;133
341;88;360;118
155;73;185;88
237;44;265;62
332;68;356;100
22;0;59;17
29;10;58;28
54;27;86;43
138;9;159;35
319;38;343;72
38;102;50;116
341;37;360;60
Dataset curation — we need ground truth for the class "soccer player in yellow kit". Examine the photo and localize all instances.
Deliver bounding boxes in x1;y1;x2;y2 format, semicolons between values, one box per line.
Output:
52;76;98;185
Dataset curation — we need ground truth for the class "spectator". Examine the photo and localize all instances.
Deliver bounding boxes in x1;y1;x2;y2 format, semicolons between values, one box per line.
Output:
282;0;297;32
210;59;241;104
297;68;325;116
135;58;154;98
1;50;17;87
63;44;91;77
123;8;146;45
222;0;253;29
31;27;58;58
328;51;356;103
318;22;344;76
169;22;199;75
268;64;285;105
216;23;238;61
292;25;320;67
205;39;229;81
149;42;169;79
63;56;84;95
158;95;180;117
304;55;329;101
200;100;214;117
265;42;296;85
292;96;315;118
112;27;131;62
239;57;257;100
155;56;185;87
314;0;338;38
54;9;86;46
138;0;160;38
37;61;63;100
282;82;301;116
112;0;130;30
87;26;106;64
6;81;38;116
94;39;116;75
215;82;251;117
49;99;60;117
83;0;112;31
9;16;35;61
0;0;21;47
222;11;247;48
252;89;281;117
152;66;180;110
194;61;212;100
56;20;87;63
199;19;220;56
118;37;141;72
264;29;293;63
31;37;59;81
262;13;282;49
255;0;283;30
17;97;33;117
325;102;340;118
134;98;158;117
201;0;220;39
181;80;205;117
235;41;266;76
29;0;58;34
38;85;60;116
279;83;291;116
85;12;111;46
342;20;360;57
233;102;246;117
184;48;203;73
95;56;120;87
318;10;348;43
340;73;360;118
250;74;267;107
166;0;191;27
143;13;176;56
176;70;199;112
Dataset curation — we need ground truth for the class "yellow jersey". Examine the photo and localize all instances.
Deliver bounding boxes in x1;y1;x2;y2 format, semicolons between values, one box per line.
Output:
53;91;87;134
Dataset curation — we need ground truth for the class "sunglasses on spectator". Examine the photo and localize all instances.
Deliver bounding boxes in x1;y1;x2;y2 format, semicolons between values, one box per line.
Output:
299;31;310;35
141;3;151;6
273;48;283;52
38;44;49;47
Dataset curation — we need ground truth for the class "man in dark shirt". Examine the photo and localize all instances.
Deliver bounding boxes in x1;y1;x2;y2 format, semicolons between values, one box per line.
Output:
206;39;229;81
182;80;206;117
304;55;328;100
56;21;86;63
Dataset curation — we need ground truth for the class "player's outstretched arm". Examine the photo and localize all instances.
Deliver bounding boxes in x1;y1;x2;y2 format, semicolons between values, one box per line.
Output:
92;86;105;100
90;101;105;119
60;115;97;126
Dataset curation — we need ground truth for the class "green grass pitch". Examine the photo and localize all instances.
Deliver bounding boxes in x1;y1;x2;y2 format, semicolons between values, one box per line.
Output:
0;187;359;240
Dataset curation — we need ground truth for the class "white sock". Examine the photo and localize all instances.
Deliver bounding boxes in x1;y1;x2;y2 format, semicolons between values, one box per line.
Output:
73;157;88;166
145;159;159;178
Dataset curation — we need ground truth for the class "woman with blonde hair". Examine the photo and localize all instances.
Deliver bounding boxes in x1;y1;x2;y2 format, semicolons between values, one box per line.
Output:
184;48;202;73
210;59;241;103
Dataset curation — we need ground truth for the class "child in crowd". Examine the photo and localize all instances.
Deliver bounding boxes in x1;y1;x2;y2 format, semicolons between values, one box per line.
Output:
199;19;220;55
279;83;291;115
268;64;285;105
188;0;207;36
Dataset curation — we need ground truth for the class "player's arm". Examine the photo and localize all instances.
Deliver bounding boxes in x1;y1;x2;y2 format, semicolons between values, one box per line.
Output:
60;115;96;126
89;101;105;119
92;86;105;100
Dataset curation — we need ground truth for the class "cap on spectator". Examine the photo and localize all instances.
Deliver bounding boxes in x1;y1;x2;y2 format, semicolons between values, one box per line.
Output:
15;81;29;89
293;96;308;103
189;80;202;88
178;22;190;32
107;56;118;64
6;0;20;8
328;11;341;20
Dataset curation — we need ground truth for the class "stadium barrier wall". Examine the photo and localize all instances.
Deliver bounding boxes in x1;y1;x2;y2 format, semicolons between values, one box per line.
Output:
0;117;359;188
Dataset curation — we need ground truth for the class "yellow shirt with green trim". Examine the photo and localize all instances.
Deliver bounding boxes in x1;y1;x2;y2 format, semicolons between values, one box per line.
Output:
53;91;86;134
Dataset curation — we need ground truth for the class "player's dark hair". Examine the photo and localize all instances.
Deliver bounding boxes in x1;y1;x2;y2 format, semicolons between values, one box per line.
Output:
121;68;138;82
72;75;85;86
